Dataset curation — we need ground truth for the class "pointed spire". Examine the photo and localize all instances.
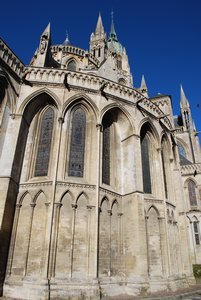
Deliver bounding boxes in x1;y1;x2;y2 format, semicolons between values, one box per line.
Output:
63;31;70;45
180;85;189;108
41;22;51;38
141;75;147;90
109;10;118;41
95;13;104;35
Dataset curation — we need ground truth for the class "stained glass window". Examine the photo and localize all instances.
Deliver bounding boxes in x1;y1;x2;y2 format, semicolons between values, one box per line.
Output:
102;125;110;185
141;133;152;194
34;107;54;177
193;221;200;245
188;180;197;207
68;108;86;177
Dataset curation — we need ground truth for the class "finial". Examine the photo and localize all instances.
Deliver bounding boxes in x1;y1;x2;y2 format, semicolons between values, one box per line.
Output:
111;10;114;21
109;9;117;41
63;30;70;45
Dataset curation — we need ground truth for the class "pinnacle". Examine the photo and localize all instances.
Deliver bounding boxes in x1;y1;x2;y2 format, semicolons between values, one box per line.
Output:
95;13;104;35
180;84;189;108
41;22;51;37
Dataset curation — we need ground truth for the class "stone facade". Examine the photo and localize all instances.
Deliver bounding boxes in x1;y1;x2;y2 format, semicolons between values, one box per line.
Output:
0;15;201;300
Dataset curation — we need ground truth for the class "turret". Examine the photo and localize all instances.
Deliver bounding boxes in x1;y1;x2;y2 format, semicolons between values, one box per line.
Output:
90;13;106;62
30;23;51;67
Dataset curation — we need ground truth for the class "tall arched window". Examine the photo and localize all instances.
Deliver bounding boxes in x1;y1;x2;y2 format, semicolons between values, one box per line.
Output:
141;127;152;194
68;108;86;177
34;107;54;177
161;138;169;199
178;143;186;158
67;60;76;71
102;125;110;185
192;217;200;245
188;180;197;207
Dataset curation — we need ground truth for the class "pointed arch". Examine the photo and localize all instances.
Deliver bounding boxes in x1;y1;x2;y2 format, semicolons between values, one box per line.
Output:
33;190;46;204
18;89;60;119
76;191;89;205
60;190;74;203
66;59;77;71
111;199;119;211
18;191;31;205
147;205;160;217
100;196;109;208
139;120;160;146
63;93;98;120
101;103;135;134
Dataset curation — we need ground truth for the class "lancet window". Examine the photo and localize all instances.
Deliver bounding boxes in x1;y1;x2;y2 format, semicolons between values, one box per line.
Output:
193;220;200;245
34;107;54;177
68;107;86;177
188;180;197;207
102;125;110;185
141;129;152;194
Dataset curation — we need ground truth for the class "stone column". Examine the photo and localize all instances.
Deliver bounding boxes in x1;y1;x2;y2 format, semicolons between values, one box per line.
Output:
95;123;102;278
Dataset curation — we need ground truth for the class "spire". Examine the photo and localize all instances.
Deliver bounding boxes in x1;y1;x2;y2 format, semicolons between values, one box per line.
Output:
63;31;70;45
108;11;118;41
180;84;189;108
41;22;51;39
95;13;104;35
140;74;148;97
141;75;147;90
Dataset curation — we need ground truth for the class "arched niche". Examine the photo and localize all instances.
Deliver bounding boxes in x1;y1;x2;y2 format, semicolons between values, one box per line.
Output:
101;107;134;193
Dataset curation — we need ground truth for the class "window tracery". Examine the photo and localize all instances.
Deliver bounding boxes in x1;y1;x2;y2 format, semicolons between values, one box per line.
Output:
68;108;86;177
34;107;54;177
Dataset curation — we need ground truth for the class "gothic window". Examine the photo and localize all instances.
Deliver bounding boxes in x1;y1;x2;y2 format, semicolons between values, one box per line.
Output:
193;221;200;245
67;60;76;71
178;143;186;158
161;147;168;198
98;48;101;57
34;107;54;177
188;180;197;207
68;108;86;177
141;129;152;194
102;125;110;185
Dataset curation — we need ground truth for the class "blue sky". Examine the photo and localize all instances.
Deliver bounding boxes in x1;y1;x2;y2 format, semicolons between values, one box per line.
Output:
1;0;201;134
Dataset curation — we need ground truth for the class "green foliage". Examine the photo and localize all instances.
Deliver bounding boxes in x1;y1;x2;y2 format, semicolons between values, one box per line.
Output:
193;264;201;278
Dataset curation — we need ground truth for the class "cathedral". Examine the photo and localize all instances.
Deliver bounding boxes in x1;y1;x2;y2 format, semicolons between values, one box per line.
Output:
0;14;201;300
